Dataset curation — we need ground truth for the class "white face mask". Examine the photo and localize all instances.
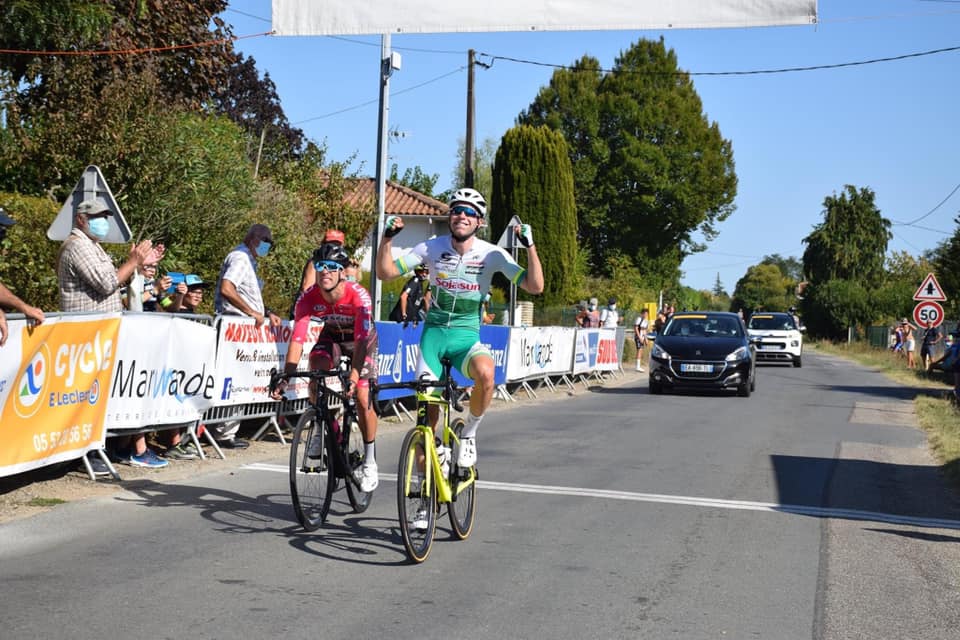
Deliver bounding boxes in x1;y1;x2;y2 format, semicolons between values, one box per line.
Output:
609;304;616;310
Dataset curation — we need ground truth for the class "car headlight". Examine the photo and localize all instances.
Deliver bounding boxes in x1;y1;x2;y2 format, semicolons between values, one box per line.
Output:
725;346;749;362
790;340;800;347
651;343;671;360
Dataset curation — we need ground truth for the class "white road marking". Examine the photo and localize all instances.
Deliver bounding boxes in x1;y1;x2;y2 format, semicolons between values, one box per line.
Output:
242;462;960;530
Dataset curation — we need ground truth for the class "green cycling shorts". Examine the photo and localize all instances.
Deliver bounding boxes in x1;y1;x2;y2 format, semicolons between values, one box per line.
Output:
417;325;491;380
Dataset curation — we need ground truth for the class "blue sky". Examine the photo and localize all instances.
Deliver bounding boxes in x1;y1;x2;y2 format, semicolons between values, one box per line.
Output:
222;1;960;294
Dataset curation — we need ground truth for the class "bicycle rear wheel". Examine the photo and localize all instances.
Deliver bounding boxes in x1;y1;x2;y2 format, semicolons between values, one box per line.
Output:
289;409;334;530
448;418;477;540
344;419;373;513
396;427;436;563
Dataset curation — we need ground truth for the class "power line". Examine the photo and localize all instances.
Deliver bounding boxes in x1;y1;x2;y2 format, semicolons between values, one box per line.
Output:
896;181;960;226
0;31;271;56
480;44;960;77
292;66;465;124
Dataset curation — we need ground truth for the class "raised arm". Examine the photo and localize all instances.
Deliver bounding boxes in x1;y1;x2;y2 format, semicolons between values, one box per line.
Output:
515;224;543;295
376;216;404;281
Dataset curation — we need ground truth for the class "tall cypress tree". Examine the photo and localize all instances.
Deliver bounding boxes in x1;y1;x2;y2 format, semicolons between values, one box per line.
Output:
491;125;577;306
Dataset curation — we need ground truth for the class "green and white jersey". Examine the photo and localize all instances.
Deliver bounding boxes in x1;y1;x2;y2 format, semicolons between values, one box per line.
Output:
395;236;525;329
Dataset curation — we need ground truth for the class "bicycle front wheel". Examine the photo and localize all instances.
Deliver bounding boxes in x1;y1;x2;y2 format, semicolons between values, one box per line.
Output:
289;409;334;530
448;418;477;540
344;419;373;513
396;427;436;563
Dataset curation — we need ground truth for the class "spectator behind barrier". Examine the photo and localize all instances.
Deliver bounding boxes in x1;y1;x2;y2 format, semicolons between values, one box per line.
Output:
212;223;280;450
57;198;168;470
167;273;210;314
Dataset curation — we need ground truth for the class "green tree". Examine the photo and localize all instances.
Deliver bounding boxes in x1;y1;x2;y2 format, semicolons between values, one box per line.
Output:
390;164;439;197
873;251;932;323
761;254;803;281
491;125;577;306
731;263;793;316
802;185;891;287
519;38;737;281
803;279;872;340
0;193;62;311
712;273;727;297
448;136;497;202
930;221;960;318
519;56;605;257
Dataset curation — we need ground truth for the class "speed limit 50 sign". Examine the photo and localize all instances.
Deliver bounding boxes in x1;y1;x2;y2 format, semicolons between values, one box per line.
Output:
913;301;944;327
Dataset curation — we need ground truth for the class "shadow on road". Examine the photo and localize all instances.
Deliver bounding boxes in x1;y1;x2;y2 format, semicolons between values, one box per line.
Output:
118;478;416;565
772;454;960;529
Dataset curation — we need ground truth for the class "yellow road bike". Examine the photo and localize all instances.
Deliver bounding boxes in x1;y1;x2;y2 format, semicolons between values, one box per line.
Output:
374;358;478;563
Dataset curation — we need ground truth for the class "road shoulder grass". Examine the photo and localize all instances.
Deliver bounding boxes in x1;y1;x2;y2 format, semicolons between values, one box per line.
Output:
810;340;960;489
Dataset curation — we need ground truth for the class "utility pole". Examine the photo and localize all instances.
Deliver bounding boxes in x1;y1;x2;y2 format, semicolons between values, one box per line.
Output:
370;36;401;321
465;49;476;188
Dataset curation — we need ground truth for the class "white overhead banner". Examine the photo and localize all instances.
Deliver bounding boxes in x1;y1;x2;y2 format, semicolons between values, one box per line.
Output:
272;0;817;36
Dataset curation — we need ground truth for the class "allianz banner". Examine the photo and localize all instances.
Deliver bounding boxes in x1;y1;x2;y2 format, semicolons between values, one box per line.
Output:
506;326;576;380
374;322;510;400
212;316;319;406
105;314;217;429
0;315;119;477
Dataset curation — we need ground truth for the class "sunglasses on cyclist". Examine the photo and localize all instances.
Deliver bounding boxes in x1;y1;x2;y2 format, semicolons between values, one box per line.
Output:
449;204;481;218
313;260;345;272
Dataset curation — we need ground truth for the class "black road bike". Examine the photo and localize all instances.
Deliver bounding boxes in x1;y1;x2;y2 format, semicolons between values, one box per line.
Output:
269;358;372;530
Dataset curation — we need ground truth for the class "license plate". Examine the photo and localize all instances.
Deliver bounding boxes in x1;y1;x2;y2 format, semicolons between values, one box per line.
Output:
681;363;712;373
758;344;777;350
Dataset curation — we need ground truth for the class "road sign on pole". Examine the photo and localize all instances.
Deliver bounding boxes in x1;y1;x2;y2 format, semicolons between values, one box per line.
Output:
46;165;132;243
913;301;944;328
913;272;946;301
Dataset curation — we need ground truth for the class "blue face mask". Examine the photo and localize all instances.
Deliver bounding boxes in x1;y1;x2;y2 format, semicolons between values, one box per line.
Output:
255;240;271;257
87;217;109;239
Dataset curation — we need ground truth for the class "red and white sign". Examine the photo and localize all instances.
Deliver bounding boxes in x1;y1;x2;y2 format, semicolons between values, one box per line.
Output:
913;301;944;328
913;272;947;301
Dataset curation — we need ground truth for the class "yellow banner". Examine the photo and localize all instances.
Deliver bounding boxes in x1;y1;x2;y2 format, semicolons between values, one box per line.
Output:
0;316;120;472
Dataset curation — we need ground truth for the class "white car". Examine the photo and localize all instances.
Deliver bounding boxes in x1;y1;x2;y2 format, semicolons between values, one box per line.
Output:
747;312;803;367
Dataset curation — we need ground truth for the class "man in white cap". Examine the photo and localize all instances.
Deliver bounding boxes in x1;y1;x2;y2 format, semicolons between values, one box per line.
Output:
0;207;45;347
57;197;162;312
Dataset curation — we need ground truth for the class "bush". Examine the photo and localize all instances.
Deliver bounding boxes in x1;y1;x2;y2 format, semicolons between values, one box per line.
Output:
0;193;61;312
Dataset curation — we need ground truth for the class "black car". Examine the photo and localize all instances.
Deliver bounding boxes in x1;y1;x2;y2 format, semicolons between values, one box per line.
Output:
648;311;756;397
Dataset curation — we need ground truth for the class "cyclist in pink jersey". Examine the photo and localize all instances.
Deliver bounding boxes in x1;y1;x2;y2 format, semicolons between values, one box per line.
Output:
272;240;380;492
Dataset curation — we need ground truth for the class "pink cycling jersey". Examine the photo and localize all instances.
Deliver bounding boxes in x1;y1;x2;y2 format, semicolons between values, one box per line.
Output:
291;281;373;345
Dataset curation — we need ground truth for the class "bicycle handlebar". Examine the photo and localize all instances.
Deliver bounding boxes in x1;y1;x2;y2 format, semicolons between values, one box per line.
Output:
268;355;355;402
370;359;464;413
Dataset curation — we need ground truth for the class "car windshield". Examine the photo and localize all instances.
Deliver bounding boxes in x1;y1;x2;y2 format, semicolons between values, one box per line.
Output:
664;316;742;338
748;315;795;331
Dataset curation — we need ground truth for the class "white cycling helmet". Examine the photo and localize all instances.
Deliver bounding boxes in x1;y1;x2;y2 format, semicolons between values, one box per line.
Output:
449;187;487;218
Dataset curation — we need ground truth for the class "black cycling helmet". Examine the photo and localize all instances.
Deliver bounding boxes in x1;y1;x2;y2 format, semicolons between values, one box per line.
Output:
312;242;351;268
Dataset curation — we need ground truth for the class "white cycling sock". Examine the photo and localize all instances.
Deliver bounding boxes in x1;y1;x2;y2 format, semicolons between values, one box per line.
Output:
462;412;483;439
364;440;376;464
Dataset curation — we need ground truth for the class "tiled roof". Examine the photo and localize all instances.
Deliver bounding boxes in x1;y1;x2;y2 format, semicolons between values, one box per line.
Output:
342;179;448;217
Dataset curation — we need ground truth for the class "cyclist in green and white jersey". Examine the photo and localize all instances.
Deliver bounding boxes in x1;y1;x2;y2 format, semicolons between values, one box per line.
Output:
376;187;543;468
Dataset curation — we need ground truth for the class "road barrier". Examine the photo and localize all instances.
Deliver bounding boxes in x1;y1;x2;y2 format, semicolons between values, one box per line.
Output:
0;313;627;480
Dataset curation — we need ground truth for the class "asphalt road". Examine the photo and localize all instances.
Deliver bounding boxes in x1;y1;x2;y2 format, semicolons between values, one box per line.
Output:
2;352;960;639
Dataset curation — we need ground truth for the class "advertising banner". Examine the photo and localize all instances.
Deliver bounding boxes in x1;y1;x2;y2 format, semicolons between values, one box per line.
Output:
273;0;817;36
212;317;318;407
595;327;621;372
506;326;576;380
0;315;120;477
375;322;424;401
573;329;596;375
374;322;507;399
105;315;217;430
